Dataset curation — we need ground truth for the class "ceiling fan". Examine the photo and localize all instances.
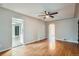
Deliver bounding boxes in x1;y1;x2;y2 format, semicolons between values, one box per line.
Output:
38;11;58;19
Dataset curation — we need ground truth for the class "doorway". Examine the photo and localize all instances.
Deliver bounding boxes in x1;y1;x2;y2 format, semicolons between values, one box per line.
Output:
78;20;79;43
12;18;24;47
48;23;55;50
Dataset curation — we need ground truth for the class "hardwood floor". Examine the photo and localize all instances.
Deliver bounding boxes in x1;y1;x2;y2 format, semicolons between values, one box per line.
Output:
0;39;79;56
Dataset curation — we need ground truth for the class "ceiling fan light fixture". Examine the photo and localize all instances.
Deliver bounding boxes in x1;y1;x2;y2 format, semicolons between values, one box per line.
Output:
46;15;49;18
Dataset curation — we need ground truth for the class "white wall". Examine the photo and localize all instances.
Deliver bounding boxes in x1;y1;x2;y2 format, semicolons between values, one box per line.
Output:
0;4;2;7
75;4;79;18
0;7;46;52
48;18;78;43
0;8;12;51
24;16;45;44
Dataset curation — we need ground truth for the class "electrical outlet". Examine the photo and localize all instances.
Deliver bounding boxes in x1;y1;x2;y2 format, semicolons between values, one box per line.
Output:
64;39;66;41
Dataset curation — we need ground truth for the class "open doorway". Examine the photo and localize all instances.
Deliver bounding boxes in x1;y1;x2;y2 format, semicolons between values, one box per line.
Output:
12;18;24;47
78;20;79;43
48;23;55;50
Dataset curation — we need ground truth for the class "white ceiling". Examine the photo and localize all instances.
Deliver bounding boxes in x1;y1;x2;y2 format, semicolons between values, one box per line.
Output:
1;3;75;21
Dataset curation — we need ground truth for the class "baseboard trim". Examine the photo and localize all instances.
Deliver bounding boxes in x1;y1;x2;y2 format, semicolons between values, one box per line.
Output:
24;38;47;45
0;47;12;53
56;39;78;44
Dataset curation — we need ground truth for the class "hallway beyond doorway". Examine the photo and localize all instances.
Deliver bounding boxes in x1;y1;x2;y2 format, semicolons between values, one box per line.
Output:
12;18;24;47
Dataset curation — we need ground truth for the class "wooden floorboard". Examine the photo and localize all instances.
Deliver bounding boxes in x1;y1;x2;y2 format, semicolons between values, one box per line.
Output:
0;39;79;56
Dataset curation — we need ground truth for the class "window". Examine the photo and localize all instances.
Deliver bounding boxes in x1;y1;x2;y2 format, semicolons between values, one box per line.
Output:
15;26;19;36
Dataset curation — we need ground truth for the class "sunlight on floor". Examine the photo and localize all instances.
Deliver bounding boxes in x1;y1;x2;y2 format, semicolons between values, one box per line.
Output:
49;40;56;50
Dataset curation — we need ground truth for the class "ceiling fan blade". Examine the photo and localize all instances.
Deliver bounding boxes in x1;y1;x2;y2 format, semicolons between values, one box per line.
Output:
49;12;58;15
50;16;54;18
